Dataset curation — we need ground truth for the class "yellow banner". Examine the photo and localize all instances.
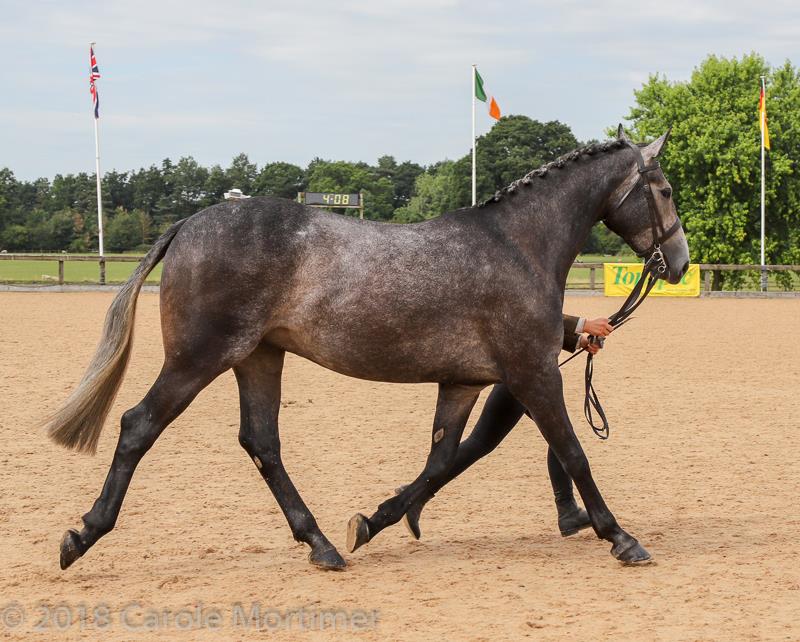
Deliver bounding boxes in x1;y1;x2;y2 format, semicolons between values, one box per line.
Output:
603;263;700;297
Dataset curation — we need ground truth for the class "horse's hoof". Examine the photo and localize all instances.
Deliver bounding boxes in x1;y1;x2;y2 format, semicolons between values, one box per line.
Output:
59;529;84;570
395;485;423;540
308;546;347;571
402;511;422;540
558;507;592;537
346;513;370;553
611;539;653;565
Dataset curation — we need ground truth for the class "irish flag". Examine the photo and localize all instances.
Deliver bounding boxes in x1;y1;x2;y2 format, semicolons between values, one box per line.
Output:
474;68;501;120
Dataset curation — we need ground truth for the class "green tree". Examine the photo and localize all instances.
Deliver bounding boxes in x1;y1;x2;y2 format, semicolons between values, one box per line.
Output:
153;158;177;227
171;156;209;220
253;162;305;199
397;116;582;214
624;53;800;288
306;159;395;220
106;207;151;251
48;209;77;250
0;168;23;230
393;161;463;223
130;165;166;215
67;210;90;252
203;164;232;206
49;173;101;217
583;223;625;254
24;209;54;250
394;117;580;223
392;161;424;209
0;224;29;251
103;170;133;212
374;156;424;209
226;153;258;194
453;115;580;206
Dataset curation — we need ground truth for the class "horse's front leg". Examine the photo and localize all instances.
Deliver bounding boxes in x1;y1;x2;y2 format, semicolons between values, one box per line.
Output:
508;365;652;564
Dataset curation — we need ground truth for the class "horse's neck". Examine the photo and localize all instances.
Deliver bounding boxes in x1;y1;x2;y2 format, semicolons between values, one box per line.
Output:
488;155;625;286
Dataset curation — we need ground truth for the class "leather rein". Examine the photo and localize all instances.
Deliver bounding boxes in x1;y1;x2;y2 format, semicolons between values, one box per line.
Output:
559;141;683;439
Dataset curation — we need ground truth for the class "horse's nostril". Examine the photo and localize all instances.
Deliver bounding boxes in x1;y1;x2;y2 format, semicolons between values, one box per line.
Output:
679;260;689;277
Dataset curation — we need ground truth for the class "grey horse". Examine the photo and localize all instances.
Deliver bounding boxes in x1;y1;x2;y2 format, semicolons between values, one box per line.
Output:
46;128;688;571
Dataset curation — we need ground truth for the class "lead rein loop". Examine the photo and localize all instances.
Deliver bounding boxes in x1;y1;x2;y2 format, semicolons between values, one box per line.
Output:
569;140;678;438
559;255;660;439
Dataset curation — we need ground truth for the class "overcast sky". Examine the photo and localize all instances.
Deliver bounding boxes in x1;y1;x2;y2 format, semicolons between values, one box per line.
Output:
2;0;798;180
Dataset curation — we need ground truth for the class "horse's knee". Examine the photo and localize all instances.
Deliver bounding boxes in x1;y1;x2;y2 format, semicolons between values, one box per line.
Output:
238;428;253;453
238;426;280;470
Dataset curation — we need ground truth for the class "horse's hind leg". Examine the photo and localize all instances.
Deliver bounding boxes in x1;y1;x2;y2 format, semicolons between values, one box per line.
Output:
234;343;346;570
347;383;482;553
60;363;218;570
399;383;525;539
400;384;589;539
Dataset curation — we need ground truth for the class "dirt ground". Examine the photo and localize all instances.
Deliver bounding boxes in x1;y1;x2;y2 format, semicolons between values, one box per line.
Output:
0;292;798;641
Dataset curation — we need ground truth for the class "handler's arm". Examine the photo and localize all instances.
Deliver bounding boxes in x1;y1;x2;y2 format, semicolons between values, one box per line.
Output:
561;314;580;353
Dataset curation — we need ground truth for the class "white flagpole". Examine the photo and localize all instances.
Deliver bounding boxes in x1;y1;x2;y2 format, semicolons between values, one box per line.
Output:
760;75;766;291
94;118;104;256
471;64;477;207
92;42;104;257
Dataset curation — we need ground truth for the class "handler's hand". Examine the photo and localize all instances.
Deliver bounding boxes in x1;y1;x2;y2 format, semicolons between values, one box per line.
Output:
579;335;602;354
583;317;614;337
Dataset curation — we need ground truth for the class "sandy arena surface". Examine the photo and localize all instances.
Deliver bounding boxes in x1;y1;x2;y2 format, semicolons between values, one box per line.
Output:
0;292;798;640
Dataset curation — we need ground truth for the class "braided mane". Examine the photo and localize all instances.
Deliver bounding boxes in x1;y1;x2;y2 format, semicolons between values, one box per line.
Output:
479;138;628;207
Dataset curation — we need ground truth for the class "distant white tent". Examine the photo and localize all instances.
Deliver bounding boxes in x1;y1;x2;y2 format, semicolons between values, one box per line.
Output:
224;188;251;200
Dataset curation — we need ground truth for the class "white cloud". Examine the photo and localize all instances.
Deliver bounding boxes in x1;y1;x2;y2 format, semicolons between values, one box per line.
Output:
1;0;799;178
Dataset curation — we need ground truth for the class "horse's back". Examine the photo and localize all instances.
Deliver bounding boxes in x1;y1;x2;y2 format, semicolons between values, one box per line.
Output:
156;196;512;384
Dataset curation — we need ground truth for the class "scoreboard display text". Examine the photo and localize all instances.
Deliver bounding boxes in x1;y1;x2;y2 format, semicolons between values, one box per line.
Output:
302;192;361;207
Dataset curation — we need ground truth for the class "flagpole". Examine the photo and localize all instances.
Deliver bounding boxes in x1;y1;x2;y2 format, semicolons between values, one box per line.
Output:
94;117;104;257
471;64;477;207
760;75;766;292
91;42;104;259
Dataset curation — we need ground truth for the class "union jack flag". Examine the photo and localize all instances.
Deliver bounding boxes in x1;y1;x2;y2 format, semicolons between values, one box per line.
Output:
89;45;101;118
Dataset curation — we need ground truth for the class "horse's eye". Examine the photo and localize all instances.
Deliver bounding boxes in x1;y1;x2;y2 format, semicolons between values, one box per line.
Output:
660;187;672;199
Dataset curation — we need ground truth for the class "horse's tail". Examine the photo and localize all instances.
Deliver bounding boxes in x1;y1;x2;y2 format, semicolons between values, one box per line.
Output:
44;218;188;455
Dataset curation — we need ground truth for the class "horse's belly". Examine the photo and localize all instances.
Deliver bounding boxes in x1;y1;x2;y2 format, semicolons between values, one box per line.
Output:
267;325;500;385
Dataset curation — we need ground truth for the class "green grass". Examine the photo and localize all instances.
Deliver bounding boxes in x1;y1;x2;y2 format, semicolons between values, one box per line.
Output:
1;254;627;286
1;253;796;291
567;254;636;289
0;258;161;284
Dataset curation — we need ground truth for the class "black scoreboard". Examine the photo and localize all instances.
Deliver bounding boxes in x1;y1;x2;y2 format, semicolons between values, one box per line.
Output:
297;191;365;219
302;192;361;208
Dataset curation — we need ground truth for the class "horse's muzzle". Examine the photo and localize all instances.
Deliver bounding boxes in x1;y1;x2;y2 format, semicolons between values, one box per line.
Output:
661;227;690;284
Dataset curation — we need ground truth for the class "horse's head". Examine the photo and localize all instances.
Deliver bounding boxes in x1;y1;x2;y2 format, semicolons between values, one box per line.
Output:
603;126;689;284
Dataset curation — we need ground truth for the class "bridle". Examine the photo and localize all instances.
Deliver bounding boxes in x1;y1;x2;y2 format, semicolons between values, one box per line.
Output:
560;139;684;439
615;140;683;275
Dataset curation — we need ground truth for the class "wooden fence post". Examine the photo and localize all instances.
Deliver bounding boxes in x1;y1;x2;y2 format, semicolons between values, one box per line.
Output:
99;259;106;285
703;270;711;294
58;259;64;285
590;266;596;291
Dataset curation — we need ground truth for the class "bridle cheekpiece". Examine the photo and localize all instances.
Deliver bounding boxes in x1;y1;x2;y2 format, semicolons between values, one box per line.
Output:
616;140;683;275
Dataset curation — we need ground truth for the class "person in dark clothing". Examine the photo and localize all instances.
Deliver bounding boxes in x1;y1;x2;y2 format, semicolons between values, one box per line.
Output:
403;315;614;539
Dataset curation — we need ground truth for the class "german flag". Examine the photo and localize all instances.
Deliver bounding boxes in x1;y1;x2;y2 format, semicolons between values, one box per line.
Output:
758;86;770;150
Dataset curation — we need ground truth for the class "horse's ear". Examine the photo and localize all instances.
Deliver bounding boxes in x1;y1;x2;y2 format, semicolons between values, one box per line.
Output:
644;128;671;160
616;124;630;142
